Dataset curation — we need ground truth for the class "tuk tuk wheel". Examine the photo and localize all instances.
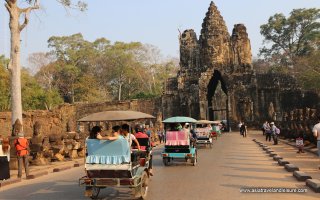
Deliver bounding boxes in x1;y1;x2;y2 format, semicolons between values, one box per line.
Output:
209;143;213;148
163;157;169;166
90;187;100;199
139;171;149;199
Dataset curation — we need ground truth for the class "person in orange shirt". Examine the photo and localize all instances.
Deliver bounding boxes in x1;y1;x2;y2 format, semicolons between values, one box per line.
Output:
14;128;30;178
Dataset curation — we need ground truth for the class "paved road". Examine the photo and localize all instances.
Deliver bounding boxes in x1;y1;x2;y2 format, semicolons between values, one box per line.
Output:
0;132;319;200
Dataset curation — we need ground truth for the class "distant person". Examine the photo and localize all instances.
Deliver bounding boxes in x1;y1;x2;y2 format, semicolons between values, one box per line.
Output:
270;122;279;145
312;115;320;169
240;123;247;137
265;122;272;142
0;135;10;180
296;132;305;153
14;128;30;178
262;121;270;136
145;126;152;138
238;121;243;135
157;129;163;144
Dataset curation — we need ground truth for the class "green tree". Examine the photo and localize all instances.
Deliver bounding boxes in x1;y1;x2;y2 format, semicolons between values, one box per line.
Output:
294;51;320;91
4;0;87;125
21;68;63;110
260;8;320;68
0;55;10;111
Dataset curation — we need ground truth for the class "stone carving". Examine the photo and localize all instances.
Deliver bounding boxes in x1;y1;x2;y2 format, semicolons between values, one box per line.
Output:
29;121;50;165
162;1;319;139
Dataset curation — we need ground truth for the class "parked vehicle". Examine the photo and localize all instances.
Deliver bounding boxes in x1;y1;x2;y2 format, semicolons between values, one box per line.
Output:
161;116;198;166
195;120;214;148
77;110;155;199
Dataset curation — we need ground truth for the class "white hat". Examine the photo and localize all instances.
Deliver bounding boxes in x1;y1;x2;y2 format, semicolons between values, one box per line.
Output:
270;122;274;125
185;123;189;125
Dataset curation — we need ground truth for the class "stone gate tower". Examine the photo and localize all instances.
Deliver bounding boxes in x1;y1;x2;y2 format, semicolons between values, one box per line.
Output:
162;2;310;125
162;1;305;124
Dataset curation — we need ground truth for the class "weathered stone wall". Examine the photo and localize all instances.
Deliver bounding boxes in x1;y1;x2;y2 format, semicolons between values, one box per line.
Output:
0;99;161;138
0;104;75;138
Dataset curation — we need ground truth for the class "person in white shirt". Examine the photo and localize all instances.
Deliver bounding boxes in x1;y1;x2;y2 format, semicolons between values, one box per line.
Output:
312;115;320;158
121;124;140;150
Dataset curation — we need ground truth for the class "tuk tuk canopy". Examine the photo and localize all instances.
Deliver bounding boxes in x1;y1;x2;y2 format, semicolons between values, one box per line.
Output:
77;110;155;122
162;116;197;123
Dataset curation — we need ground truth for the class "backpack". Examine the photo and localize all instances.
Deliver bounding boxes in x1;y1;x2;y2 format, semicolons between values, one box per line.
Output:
275;127;280;135
14;138;29;156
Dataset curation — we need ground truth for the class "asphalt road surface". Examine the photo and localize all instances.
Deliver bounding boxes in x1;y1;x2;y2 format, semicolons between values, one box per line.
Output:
0;132;319;200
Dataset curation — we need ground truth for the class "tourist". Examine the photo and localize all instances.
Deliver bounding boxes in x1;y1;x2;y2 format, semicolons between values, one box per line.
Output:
238;121;243;135
13;126;30;178
240;122;247;137
296;132;305;153
0;135;10;180
121;124;140;150
135;124;153;175
88;126;102;139
145;126;152;138
157;129;163;143
265;122;272;142
262;121;270;136
97;125;123;140
270;122;279;145
312;115;320;169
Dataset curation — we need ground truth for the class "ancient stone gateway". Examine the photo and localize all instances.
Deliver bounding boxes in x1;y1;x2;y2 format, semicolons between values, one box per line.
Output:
162;1;313;127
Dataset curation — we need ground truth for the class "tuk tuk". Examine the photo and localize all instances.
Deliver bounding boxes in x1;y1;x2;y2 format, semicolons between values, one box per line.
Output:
77;110;155;199
195;120;214;148
212;120;222;137
161;116;198;166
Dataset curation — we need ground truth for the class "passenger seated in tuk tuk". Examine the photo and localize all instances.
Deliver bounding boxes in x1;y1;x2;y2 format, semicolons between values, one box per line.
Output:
97;125;124;140
134;124;153;176
120;124;140;150
88;126;102;139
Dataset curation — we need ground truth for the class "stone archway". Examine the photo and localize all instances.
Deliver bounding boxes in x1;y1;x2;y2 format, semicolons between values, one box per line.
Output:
206;70;228;120
198;69;230;122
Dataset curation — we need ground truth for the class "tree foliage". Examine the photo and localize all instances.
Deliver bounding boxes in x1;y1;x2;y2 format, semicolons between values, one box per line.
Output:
41;33;178;103
259;8;320;67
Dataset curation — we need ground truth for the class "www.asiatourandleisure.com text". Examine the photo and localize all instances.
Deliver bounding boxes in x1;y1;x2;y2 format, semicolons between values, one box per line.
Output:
240;187;307;193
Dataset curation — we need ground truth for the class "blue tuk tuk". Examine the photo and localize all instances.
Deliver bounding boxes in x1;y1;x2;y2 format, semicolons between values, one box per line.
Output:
161;116;198;166
77;110;155;199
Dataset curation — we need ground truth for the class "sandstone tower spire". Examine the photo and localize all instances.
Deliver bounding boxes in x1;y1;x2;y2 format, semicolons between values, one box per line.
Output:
199;1;232;69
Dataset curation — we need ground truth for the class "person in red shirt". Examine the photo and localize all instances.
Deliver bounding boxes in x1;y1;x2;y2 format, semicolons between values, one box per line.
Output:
134;125;153;176
13;125;29;178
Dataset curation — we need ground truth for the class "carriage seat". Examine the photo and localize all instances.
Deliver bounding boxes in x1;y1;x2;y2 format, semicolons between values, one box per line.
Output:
165;131;190;146
85;138;130;165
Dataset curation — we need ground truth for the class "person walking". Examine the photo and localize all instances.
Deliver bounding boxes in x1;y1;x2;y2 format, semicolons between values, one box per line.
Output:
265;122;272;142
270;122;279;145
312;115;320;169
240;123;247;137
0;135;10;180
296;132;305;153
14;131;30;178
238;121;243;136
262;121;270;136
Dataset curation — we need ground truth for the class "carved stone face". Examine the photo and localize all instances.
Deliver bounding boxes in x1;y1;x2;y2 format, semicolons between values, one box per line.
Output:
33;121;42;137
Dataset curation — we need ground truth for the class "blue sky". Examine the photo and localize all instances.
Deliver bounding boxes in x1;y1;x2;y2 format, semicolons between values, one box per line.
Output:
0;0;319;66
